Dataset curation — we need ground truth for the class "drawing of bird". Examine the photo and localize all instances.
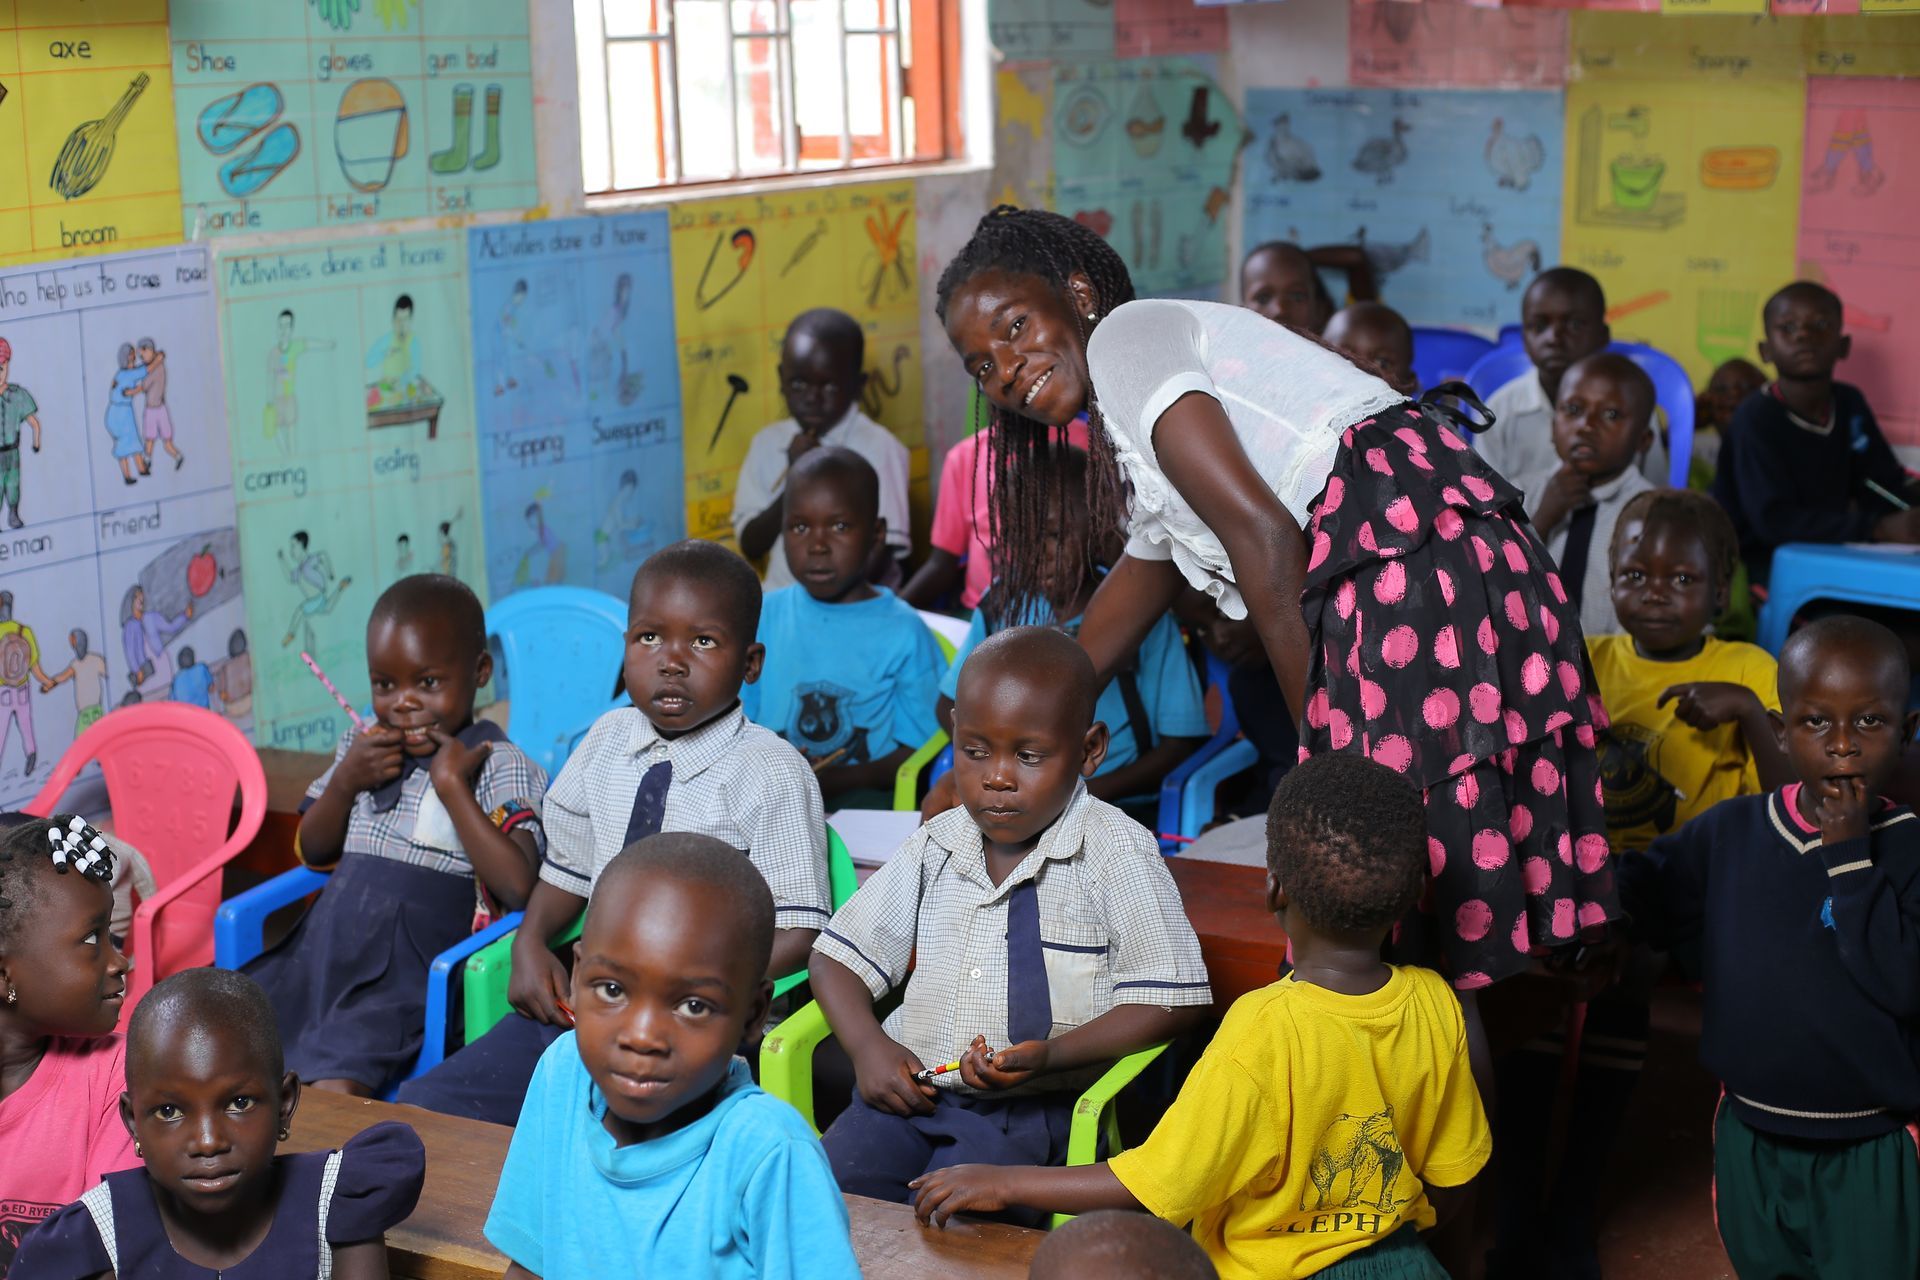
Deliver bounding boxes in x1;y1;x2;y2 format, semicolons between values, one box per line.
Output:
1481;224;1541;290
1352;118;1411;186
1265;114;1321;183
1355;225;1429;282
1485;119;1546;191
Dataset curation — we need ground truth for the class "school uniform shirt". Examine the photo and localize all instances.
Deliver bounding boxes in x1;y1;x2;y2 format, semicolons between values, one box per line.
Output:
538;705;831;931
1622;787;1920;1141
303;725;549;877
743;586;946;766
730;406;911;590
486;1040;857;1280
940;602;1207;779
1477;372;1668;492
928;422;1091;610
1586;634;1779;852
1712;381;1908;584
813;784;1211;1097
1108;967;1491;1280
1513;462;1655;639
0;1036;138;1277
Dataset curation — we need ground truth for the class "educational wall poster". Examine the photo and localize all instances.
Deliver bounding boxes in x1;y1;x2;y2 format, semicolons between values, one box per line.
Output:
994;64;1056;213
1349;0;1570;89
1051;58;1245;297
1804;15;1920;77
1559;77;1804;387
219;230;485;753
1798;77;1920;451
1567;12;1806;83
1114;0;1229;60
916;169;995;466
669;181;925;552
0;1;184;267
989;0;1115;62
169;0;537;241
1244;88;1565;332
0;245;244;809
468;214;685;602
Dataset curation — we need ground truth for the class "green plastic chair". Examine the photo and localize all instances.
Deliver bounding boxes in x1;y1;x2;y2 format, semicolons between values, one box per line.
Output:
461;826;861;1046
893;614;960;811
760;999;1170;1230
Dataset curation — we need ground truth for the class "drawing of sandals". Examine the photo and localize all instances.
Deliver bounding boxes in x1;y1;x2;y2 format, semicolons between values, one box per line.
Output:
198;83;301;197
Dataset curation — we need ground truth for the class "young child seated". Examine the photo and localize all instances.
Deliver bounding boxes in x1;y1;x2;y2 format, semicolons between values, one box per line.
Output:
909;754;1490;1280
1479;267;1666;488
0;817;135;1276
811;626;1210;1220
1239;241;1328;332
1713;281;1920;584
1690;356;1765;486
1029;1210;1216;1279
246;574;548;1099
1513;351;1659;638
1592;489;1791;851
929;447;1206;809
732;308;911;589
485;834;858;1280
398;541;831;1126
743;447;945;802
1323;301;1418;398
14;968;425;1278
1621;615;1920;1278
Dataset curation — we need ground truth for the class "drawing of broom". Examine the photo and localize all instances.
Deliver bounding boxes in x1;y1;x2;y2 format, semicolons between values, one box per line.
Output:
51;73;149;200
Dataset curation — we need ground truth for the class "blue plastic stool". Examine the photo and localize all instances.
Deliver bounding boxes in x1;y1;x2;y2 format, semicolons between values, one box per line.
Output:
1462;341;1694;489
1755;543;1920;655
1410;327;1495;392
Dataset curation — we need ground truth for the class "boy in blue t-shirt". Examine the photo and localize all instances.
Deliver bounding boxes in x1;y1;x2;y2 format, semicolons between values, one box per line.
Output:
745;447;945;801
486;833;857;1280
930;446;1206;811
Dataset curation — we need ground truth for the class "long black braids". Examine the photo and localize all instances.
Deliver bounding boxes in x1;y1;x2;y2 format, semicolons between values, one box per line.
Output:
935;207;1136;629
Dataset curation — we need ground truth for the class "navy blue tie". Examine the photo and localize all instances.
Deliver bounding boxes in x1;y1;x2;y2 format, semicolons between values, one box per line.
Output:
1005;880;1052;1044
623;759;673;847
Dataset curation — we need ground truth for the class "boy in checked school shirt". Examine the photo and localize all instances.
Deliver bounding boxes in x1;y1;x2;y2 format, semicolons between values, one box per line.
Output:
809;626;1210;1223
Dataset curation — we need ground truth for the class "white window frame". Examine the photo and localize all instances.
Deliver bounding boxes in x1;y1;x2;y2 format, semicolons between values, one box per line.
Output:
576;0;915;194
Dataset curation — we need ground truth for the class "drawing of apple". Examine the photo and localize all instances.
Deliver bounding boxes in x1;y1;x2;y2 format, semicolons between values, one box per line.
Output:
188;545;218;597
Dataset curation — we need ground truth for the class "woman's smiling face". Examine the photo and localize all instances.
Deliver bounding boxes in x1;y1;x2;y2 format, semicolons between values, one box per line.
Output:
944;268;1096;429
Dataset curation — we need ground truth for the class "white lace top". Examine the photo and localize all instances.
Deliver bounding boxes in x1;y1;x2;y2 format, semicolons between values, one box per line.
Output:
1085;298;1404;619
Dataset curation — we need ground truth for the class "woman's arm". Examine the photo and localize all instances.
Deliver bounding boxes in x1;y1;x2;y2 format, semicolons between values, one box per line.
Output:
1077;555;1184;688
901;548;963;609
1150;391;1311;722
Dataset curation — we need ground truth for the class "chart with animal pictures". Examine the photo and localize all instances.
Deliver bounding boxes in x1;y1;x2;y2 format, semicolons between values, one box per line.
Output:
168;0;537;240
1799;77;1920;453
669;181;925;553
1051;58;1245;297
469;214;686;602
0;245;246;809
0;1;185;267
1243;88;1565;332
219;230;486;753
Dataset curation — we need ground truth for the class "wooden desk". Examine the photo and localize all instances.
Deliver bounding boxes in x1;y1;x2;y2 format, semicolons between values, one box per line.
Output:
287;1091;1042;1280
1166;858;1286;1006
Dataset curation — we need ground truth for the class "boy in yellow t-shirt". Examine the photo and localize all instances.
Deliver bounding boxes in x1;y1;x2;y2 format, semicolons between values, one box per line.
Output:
909;754;1490;1280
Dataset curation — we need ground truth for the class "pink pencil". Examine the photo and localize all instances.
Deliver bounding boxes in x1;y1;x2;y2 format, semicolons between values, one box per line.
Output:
300;651;366;732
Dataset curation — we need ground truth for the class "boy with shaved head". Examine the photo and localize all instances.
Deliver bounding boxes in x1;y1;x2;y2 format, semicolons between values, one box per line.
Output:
1623;614;1920;1277
809;626;1210;1220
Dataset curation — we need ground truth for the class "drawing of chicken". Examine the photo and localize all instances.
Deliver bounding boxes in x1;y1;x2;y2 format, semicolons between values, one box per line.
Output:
1485;118;1545;192
1265;114;1321;183
1352;118;1411;186
1355;225;1429;283
1482;224;1541;290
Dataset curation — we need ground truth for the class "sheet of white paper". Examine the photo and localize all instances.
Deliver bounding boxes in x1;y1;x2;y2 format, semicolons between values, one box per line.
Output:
828;808;924;867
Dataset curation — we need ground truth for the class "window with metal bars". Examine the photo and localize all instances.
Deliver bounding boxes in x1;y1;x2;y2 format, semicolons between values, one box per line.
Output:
575;0;959;194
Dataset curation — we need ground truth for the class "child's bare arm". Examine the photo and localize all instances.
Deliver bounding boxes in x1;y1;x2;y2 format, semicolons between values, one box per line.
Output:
1086;735;1204;804
900;548;962;610
504;1265;540;1280
910;1161;1141;1227
768;927;817;981
810;952;936;1116
738;497;787;562
509;879;587;1027
1658;683;1794;792
958;1003;1207;1092
1424;1175;1477;1232
426;729;537;909
298;728;406;866
328;1240;391;1280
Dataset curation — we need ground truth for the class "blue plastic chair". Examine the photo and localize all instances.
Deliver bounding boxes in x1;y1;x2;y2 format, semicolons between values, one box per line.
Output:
1156;652;1261;853
1498;323;1524;347
1462;341;1694;489
485;586;629;779
1410;327;1496;392
1755;544;1920;655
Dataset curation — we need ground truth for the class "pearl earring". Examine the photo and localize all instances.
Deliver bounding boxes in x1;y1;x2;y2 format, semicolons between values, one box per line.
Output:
279;1127;290;1142
1086;312;1096;320
4;985;14;1005
134;1141;143;1157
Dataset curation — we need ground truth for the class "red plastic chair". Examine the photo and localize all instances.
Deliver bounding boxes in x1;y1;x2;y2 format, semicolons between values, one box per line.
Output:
26;703;268;1018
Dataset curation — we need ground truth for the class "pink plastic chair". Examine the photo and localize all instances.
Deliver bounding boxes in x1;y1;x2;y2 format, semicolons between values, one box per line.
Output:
26;703;268;1018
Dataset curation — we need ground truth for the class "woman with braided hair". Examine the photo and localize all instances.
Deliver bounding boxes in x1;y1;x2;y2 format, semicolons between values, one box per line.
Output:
0;816;135;1275
937;206;1616;996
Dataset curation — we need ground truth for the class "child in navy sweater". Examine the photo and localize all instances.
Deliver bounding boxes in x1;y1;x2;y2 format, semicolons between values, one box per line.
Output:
1622;614;1920;1278
1712;281;1920;584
